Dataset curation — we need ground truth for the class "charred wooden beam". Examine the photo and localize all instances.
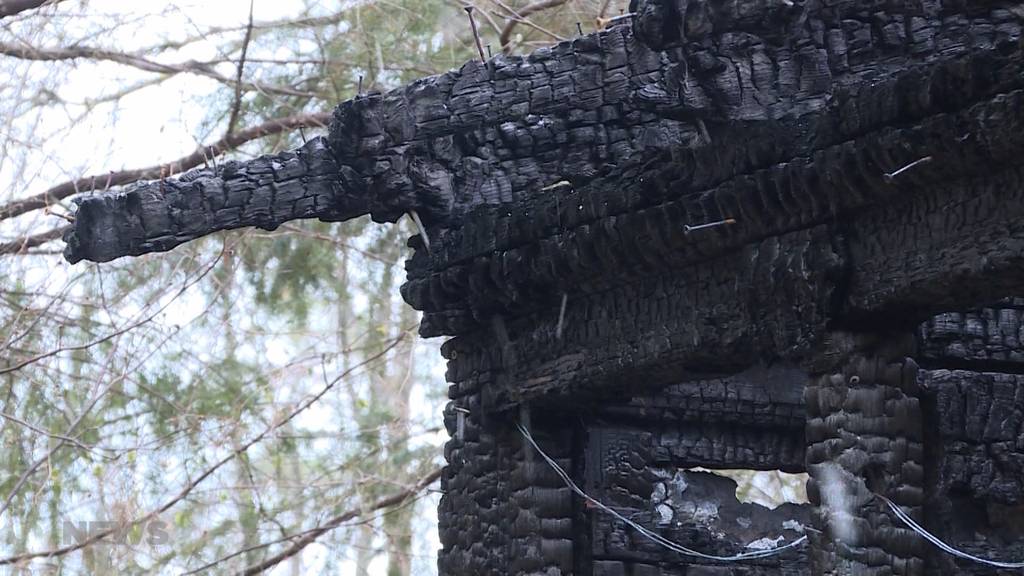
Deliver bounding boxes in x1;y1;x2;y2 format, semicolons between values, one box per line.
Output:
805;332;926;575
445;137;1024;413
406;74;1024;336
62;137;368;264
439;403;577;574
400;3;1024;335
918;300;1024;369
919;368;1024;574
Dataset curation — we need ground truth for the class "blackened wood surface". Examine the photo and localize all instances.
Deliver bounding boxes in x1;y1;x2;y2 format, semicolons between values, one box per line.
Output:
920;370;1024;575
439;402;577;575
919;301;1024;369
805;332;926;575
587;387;809;573
63;138;364;263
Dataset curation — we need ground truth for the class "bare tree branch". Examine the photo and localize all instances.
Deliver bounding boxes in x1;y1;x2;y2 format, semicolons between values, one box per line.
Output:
226;0;256;136
0;224;69;255
0;0;66;19
0;111;331;222
495;0;569;53
0;410;98;453
0;331;408;566
236;468;442;576
0;245;237;520
0;41;319;98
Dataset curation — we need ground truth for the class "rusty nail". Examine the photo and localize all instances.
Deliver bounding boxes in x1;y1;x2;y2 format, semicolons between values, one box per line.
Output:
684;218;737;234
576;22;583;36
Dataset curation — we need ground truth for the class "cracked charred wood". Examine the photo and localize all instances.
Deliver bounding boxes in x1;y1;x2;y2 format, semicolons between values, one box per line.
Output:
919;300;1024;368
413;0;1024;413
580;368;811;574
919;369;1024;575
914;303;1024;575
398;3;1024;336
805;332;926;575
62;137;367;264
440;403;577;574
443;97;1024;412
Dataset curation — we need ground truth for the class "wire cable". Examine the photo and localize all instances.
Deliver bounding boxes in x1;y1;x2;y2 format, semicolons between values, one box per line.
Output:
518;421;1024;568
515;423;807;563
877;494;1024;569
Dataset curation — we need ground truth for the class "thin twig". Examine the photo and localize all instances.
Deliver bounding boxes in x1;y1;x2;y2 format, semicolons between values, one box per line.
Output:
0;42;318;98
0;225;70;256
234;468;442;576
493;0;568;53
226;0;256;136
0;411;97;454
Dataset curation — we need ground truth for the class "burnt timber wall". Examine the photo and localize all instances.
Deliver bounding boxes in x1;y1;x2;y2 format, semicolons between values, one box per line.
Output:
438;311;1024;575
58;0;1024;574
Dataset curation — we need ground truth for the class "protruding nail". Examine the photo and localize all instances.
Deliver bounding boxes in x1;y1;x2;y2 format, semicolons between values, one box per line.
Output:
556;293;568;339
884;156;933;182
409;210;431;252
684;218;737;234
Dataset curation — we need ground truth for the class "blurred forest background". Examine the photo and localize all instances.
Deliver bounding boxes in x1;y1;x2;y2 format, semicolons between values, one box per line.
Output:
0;0;629;573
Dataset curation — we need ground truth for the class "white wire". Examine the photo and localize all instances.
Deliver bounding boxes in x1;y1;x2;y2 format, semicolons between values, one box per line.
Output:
519;421;1024;568
878;495;1024;569
515;423;808;563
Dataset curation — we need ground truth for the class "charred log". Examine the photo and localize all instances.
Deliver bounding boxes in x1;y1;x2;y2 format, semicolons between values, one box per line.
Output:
805;332;926;575
62;137;367;263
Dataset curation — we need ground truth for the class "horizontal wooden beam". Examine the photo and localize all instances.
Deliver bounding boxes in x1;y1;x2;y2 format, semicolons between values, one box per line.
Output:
407;63;1024;335
63;138;367;263
447;152;1024;412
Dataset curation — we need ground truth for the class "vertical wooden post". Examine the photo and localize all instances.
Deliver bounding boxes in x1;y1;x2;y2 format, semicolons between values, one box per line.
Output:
805;332;926;575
